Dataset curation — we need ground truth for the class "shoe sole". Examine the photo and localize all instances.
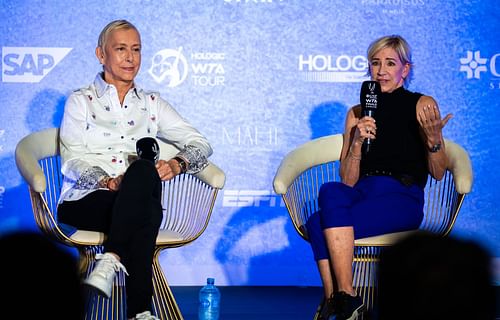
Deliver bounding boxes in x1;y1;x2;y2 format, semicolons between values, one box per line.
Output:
315;297;328;320
345;304;365;320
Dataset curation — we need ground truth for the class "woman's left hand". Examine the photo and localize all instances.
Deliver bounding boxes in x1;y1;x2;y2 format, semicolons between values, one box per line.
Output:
155;159;181;181
417;104;453;146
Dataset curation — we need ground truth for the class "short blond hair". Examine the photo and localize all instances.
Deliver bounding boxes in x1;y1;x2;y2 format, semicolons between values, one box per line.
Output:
97;20;139;49
367;35;413;86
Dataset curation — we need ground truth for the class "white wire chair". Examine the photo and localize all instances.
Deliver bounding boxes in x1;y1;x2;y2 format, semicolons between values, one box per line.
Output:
273;134;473;319
15;127;226;320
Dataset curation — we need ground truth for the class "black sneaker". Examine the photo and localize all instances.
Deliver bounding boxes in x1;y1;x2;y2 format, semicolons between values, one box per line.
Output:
334;291;365;320
318;294;336;320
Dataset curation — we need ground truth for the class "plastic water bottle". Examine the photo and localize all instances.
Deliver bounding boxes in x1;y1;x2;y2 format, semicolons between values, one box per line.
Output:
198;277;221;320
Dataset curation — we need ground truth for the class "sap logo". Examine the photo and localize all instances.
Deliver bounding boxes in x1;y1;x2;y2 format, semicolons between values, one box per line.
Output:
222;190;284;207
460;50;500;80
2;47;72;83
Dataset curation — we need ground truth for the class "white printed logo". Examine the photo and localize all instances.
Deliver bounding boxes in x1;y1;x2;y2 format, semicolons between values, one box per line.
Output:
148;47;189;87
460;51;488;79
222;190;284;207
149;48;226;88
2;47;72;83
299;54;369;83
222;126;278;147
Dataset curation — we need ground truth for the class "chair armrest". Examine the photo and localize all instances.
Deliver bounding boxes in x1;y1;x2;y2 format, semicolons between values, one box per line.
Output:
273;134;343;194
158;139;225;189
444;139;473;194
15;128;59;193
195;162;226;189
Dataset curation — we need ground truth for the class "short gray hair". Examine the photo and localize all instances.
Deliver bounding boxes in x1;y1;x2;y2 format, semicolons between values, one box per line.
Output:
97;20;139;49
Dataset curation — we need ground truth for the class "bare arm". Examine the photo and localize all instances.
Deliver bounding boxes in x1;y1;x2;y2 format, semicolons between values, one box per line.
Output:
416;95;453;181
340;105;377;186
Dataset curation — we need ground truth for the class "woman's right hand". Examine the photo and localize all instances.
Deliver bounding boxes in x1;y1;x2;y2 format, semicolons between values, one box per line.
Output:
107;175;123;191
354;115;377;144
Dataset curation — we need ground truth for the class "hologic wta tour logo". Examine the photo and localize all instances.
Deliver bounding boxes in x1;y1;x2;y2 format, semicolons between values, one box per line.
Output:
148;47;226;88
148;48;189;88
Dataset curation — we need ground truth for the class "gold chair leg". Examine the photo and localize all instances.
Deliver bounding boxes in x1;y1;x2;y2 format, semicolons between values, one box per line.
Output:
353;246;380;320
81;248;127;320
152;251;184;320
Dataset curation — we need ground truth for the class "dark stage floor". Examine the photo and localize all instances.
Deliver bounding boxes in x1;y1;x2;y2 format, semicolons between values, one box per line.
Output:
173;286;322;320
172;286;500;320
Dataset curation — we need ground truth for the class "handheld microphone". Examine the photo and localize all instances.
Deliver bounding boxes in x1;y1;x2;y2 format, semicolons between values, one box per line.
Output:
360;80;381;155
136;137;160;164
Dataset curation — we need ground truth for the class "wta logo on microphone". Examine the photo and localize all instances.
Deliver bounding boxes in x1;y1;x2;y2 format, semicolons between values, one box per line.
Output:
364;82;378;109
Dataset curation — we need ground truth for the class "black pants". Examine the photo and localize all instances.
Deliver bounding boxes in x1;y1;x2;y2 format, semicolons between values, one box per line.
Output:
58;159;163;317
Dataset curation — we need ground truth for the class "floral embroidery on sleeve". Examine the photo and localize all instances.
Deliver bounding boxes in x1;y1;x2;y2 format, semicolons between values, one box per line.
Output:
74;166;109;190
176;145;208;174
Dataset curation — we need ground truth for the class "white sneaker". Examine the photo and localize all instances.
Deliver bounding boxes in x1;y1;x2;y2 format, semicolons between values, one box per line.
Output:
83;253;128;298
134;311;159;320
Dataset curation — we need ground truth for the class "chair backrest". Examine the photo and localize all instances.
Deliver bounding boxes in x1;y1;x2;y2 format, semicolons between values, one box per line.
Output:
273;134;473;240
15;128;226;246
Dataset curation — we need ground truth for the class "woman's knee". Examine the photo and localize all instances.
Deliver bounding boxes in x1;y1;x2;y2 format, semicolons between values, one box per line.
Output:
319;181;348;198
306;212;329;261
306;212;322;236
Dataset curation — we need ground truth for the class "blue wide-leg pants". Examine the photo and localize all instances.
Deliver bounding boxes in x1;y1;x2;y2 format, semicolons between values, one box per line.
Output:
306;176;424;260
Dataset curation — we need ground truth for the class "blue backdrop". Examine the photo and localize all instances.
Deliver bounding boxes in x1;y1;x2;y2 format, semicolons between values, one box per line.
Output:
1;0;499;286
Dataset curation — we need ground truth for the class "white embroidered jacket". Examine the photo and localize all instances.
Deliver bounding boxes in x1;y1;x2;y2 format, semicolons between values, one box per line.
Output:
59;73;212;203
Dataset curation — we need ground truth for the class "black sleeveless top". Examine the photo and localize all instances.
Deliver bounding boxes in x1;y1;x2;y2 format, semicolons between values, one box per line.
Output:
360;86;428;188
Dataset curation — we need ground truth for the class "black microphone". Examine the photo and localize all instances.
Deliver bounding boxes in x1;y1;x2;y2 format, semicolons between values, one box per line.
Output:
360;80;381;155
136;137;160;163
